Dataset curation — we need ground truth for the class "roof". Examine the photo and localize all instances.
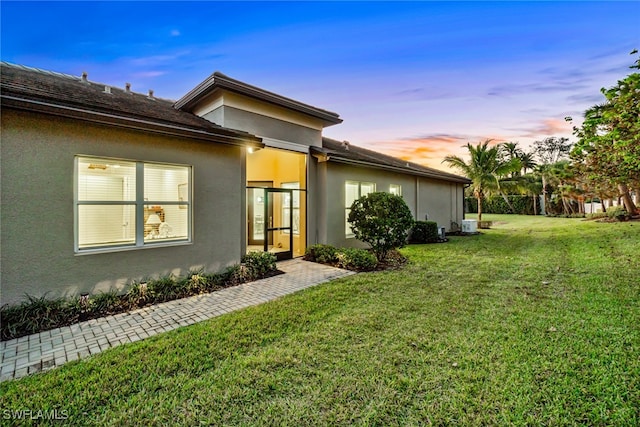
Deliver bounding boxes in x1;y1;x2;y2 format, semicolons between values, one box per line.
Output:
174;71;343;127
0;62;263;148
316;137;471;184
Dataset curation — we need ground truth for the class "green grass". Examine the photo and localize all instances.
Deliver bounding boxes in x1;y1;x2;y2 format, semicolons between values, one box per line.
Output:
1;215;639;426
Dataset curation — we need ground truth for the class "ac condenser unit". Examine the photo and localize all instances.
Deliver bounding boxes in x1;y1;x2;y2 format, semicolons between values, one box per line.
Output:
461;219;477;233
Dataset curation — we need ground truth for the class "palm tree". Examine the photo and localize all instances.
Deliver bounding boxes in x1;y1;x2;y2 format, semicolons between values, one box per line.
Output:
518;151;537;175
500;142;523;177
443;140;521;222
518;174;543;215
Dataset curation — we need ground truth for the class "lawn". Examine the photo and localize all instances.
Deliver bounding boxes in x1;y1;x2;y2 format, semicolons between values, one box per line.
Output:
1;215;638;426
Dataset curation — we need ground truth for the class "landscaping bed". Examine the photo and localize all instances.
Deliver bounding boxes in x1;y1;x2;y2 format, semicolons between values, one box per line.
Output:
0;252;280;341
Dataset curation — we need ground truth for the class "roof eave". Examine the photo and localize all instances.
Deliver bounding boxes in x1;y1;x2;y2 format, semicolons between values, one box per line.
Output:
2;95;264;149
175;72;343;126
311;148;470;184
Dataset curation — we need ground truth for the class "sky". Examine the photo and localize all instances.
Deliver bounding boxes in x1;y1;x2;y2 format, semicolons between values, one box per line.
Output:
2;1;638;172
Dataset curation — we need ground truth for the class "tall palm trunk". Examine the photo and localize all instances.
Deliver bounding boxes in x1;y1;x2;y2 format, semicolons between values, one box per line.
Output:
541;175;548;215
500;192;515;213
619;183;638;214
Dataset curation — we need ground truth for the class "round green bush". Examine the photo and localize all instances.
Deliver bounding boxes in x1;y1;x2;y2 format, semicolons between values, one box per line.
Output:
347;192;415;261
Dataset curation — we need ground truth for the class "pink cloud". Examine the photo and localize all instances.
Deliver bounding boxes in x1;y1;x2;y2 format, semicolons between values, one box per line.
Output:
522;118;573;138
367;133;512;172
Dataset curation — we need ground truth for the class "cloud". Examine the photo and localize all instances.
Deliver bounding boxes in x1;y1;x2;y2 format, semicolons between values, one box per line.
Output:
393;86;453;101
488;81;590;97
507;118;574;140
565;93;605;105
132;71;167;78
365;133;510;171
170;29;181;37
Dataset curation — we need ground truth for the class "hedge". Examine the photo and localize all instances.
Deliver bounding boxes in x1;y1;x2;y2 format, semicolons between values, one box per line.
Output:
465;195;537;215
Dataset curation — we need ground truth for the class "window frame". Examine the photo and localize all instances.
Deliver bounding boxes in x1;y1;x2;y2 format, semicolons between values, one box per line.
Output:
74;156;192;254
281;182;300;235
345;180;376;238
390;184;402;196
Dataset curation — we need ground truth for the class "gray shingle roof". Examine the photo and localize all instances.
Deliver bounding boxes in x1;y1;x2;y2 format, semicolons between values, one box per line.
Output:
319;137;471;184
0;62;263;147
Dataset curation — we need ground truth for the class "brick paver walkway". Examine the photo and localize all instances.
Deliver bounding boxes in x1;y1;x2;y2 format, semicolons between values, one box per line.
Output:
0;259;354;382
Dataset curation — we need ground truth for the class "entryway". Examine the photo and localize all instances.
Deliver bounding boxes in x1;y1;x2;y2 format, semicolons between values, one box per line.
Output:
246;147;307;259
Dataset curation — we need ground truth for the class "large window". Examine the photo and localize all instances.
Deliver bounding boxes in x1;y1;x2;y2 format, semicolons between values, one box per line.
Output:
282;182;300;235
76;156;191;252
345;181;375;237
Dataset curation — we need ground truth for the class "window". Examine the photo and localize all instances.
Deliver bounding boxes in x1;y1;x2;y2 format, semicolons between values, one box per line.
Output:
75;156;191;252
345;180;375;237
390;184;402;196
282;182;300;235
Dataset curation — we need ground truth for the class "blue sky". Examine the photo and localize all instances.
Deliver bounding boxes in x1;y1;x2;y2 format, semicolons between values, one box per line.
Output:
2;1;638;171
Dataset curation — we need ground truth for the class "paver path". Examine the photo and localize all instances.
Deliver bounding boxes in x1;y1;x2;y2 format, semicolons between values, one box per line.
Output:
0;259;354;382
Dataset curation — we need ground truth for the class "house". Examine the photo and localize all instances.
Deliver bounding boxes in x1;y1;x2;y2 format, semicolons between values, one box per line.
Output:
0;62;470;306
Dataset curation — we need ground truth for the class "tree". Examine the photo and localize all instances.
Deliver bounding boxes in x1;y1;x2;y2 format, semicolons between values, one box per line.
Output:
500;142;524;177
347;192;415;262
518;173;543;215
443;140;521;222
519;151;537;175
532;137;573;214
571;50;640;214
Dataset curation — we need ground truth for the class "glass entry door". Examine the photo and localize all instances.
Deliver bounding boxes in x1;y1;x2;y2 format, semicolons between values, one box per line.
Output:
247;186;293;260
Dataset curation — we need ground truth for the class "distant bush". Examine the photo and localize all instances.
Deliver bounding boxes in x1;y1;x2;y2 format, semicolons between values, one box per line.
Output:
607;206;629;220
466;195;536;215
410;221;439;243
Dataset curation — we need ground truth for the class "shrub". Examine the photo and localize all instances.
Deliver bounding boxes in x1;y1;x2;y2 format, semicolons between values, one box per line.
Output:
202;272;228;290
347;192;415;261
242;252;278;280
410;221;439;243
304;244;338;264
89;290;121;316
125;281;150;307
0;257;278;341
607;206;629;221
466;195;536;215
0;295;78;341
335;248;378;271
147;276;179;303
222;264;247;286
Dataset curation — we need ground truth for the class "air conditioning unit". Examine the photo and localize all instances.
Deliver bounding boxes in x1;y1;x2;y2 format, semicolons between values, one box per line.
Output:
461;219;477;233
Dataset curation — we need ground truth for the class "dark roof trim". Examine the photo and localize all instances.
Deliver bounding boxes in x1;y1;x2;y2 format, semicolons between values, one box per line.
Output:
2;95;264;148
311;146;471;184
175;72;343;126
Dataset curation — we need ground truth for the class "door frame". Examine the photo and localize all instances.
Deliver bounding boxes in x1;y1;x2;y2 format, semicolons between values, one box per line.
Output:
247;185;293;260
247;181;272;246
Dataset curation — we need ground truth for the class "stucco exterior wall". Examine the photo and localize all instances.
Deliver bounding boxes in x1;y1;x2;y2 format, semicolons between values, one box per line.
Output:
1;109;245;306
319;162;466;249
203;106;321;147
416;177;465;231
